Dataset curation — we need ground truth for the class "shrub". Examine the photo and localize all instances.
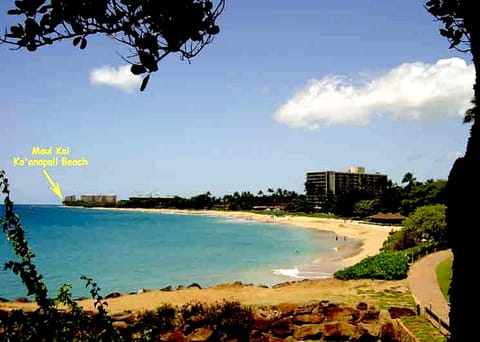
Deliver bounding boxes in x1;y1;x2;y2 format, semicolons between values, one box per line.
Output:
180;300;254;341
334;251;409;280
132;305;178;341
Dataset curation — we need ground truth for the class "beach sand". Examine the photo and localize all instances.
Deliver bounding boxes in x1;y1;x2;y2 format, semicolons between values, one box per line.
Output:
1;208;405;314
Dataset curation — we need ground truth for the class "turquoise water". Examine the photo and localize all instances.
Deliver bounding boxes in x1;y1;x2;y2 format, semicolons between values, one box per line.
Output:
0;205;358;300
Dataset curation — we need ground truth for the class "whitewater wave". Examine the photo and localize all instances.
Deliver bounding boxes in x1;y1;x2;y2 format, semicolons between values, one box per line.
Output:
273;266;332;280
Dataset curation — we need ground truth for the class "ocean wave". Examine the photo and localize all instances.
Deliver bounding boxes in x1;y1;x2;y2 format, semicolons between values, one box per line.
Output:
273;267;332;280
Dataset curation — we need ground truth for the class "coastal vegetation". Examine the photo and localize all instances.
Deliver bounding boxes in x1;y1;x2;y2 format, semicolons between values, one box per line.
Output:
64;174;447;222
335;204;447;280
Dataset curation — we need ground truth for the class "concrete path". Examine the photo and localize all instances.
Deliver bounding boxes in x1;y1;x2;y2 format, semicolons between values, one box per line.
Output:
407;249;452;326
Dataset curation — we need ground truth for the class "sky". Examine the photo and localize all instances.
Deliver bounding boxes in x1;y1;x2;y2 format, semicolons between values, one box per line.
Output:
0;0;475;204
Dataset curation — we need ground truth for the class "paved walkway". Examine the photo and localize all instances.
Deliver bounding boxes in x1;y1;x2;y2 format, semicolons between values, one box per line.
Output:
407;249;452;326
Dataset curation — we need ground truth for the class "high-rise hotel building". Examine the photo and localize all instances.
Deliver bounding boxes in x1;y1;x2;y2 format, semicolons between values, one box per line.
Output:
305;166;387;208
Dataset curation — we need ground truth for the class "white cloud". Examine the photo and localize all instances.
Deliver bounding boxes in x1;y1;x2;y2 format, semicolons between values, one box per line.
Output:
274;58;475;129
90;65;141;92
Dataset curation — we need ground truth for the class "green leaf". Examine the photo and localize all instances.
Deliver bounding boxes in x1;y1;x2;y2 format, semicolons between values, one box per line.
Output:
140;74;150;92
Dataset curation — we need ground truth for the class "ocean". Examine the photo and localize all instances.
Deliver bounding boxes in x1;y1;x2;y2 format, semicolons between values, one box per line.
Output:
0;205;360;300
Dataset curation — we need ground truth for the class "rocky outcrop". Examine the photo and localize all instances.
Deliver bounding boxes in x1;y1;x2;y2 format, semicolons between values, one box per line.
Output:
245;301;391;341
152;301;417;341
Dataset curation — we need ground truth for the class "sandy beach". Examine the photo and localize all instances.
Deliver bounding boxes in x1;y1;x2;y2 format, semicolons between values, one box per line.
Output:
1;208;404;314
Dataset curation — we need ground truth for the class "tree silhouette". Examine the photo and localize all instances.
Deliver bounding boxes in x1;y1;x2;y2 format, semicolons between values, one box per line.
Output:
1;0;225;91
425;1;479;341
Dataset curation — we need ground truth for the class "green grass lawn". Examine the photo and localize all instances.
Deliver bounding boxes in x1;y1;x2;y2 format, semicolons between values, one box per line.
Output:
401;316;448;342
436;256;452;302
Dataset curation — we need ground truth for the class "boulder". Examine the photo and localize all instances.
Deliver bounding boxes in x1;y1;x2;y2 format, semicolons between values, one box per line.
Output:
357;302;368;310
388;307;416;319
188;327;214;342
274;303;297;317
293;324;323;340
14;297;30;303
253;315;273;331
292;312;325;325
271;317;294;338
105;292;122;299
326;305;360;323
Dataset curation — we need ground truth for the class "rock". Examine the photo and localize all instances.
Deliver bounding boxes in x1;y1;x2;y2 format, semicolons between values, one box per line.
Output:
274;303;297;317
294;303;315;315
161;328;188;342
292;313;325;325
326;306;360;323
357;302;368;310
112;321;129;330
360;307;381;323
188;327;214;342
379;322;397;341
271;281;295;289
249;330;269;342
271;317;294;338
293;324;323;340
187;283;202;289
105;292;122;299
267;336;287;342
14;297;30;303
322;321;370;340
111;312;136;324
388;307;416;319
253;316;273;331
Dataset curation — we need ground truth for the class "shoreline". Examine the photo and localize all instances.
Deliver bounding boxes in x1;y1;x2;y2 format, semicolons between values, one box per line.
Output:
76;206;400;268
0;207;405;314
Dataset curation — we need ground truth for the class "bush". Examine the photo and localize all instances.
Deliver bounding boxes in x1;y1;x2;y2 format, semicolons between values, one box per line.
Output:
180;300;254;341
131;305;178;341
381;204;447;252
334;251;409;280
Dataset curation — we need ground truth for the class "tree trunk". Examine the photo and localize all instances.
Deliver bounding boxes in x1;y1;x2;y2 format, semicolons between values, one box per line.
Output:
446;5;480;341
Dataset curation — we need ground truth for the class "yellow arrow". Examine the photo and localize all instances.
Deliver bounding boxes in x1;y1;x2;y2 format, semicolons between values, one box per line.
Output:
42;168;64;200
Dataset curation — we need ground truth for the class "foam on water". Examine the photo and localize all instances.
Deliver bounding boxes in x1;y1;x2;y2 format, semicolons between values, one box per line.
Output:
273;266;332;280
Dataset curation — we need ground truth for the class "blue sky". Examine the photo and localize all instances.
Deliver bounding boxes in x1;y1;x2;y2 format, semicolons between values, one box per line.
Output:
0;0;474;204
